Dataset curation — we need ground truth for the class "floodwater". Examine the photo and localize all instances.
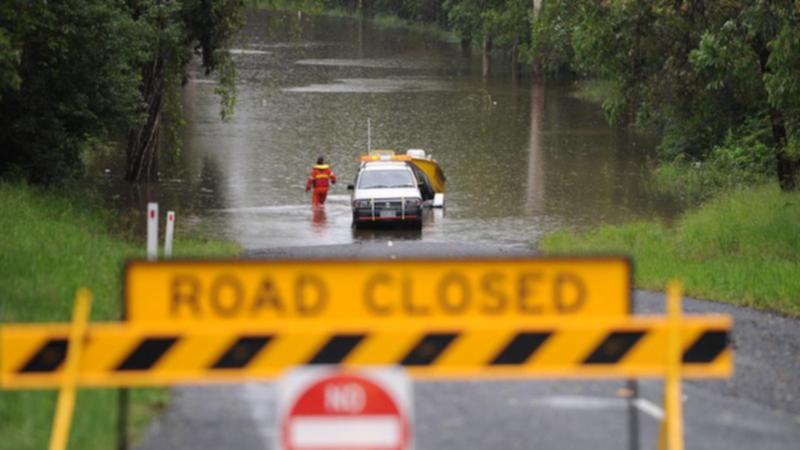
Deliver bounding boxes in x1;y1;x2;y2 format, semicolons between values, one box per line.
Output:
103;11;679;250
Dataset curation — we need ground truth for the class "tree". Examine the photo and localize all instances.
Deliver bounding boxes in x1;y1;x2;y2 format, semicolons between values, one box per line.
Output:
482;0;531;74
0;0;146;183
689;0;800;190
444;0;529;75
536;0;800;190
125;0;244;182
528;0;586;75
0;0;245;185
444;0;483;48
0;26;20;100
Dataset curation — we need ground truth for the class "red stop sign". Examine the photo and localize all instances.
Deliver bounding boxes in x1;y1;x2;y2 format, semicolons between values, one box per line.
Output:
281;373;410;450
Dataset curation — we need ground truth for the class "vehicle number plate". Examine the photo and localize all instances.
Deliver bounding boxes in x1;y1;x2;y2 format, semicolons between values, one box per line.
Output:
379;210;396;218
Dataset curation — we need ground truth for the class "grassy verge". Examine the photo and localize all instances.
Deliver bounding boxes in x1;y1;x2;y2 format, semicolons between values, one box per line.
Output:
0;182;240;450
540;184;800;316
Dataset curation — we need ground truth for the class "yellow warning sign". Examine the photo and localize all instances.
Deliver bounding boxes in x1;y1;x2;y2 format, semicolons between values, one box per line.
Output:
124;258;631;323
0;315;731;388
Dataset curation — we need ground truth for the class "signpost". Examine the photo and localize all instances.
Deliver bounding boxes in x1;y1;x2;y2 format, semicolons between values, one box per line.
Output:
124;258;632;323
164;211;175;259
278;369;412;450
146;203;158;261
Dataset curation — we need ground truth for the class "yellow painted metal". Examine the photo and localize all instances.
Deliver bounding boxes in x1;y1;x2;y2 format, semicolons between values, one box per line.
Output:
358;148;446;192
408;157;446;193
123;258;631;323
360;154;411;162
658;281;686;450
48;289;92;450
1;315;731;388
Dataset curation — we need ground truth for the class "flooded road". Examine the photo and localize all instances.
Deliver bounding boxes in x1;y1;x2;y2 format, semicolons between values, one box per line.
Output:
115;11;678;250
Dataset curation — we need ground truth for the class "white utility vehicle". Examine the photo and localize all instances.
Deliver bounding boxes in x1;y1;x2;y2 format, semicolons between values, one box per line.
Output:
347;160;424;229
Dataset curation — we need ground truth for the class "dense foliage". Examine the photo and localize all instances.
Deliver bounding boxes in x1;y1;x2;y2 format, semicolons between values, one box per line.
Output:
0;0;244;184
316;0;531;53
531;0;800;191
314;0;448;25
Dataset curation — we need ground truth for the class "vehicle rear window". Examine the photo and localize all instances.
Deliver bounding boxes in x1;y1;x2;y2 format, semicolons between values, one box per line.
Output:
358;170;415;189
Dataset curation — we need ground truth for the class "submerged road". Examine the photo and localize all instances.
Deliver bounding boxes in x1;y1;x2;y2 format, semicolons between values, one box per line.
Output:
135;242;800;450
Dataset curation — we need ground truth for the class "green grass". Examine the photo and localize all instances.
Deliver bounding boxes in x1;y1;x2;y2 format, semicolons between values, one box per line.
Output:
0;182;239;450
540;184;800;316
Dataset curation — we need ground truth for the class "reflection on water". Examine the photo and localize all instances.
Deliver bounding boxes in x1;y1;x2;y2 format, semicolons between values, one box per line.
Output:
228;49;273;55
284;77;460;93
527;76;545;215
311;207;327;236
97;11;679;250
295;58;441;69
353;228;423;242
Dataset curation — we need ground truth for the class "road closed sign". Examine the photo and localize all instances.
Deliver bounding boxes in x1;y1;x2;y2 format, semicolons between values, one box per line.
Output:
124;258;631;323
277;368;412;450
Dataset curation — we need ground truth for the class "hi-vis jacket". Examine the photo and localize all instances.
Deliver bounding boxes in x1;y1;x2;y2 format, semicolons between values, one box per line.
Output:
306;164;336;191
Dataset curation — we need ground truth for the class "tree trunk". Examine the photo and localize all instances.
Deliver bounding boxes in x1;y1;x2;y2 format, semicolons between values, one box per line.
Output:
769;108;798;191
511;36;520;81
753;39;798;191
460;38;471;58
482;36;492;80
126;54;167;182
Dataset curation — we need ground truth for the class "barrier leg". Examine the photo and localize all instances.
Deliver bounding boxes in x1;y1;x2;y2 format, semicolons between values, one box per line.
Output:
658;281;684;450
49;289;92;450
117;388;129;450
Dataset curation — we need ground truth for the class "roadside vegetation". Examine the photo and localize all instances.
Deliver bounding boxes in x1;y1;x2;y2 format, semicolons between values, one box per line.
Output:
541;185;800;316
0;1;244;184
0;183;240;450
1;3;244;448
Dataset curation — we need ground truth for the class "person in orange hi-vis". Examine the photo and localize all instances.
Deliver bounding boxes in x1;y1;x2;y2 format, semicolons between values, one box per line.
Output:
306;156;336;207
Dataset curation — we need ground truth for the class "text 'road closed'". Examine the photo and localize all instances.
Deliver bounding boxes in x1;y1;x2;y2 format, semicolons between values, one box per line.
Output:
125;258;631;323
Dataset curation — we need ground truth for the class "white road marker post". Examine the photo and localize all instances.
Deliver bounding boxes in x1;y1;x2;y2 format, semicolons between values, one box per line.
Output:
146;203;158;261
164;211;175;259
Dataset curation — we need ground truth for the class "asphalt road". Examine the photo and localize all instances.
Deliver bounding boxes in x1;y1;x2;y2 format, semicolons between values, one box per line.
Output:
135;242;800;450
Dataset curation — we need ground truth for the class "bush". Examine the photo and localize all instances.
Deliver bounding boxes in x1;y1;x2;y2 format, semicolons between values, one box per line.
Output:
654;118;776;204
